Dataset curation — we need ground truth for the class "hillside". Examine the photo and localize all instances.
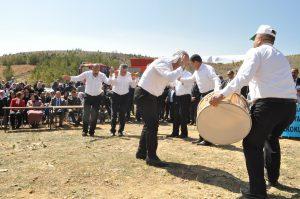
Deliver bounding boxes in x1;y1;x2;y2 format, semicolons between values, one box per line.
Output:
0;51;299;84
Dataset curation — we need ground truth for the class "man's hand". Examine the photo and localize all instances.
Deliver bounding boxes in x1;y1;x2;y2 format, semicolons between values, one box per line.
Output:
62;75;71;81
191;97;196;102
209;93;225;107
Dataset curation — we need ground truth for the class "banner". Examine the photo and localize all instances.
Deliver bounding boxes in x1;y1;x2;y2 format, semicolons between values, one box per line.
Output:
282;103;300;138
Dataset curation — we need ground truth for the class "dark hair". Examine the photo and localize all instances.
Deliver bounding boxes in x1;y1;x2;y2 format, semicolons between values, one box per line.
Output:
190;54;202;63
261;34;275;44
120;64;128;69
16;91;22;98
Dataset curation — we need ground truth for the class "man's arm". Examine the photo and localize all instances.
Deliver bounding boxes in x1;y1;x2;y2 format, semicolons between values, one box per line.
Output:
101;73;112;85
63;72;87;82
220;48;260;97
208;67;221;91
180;72;196;84
155;62;184;82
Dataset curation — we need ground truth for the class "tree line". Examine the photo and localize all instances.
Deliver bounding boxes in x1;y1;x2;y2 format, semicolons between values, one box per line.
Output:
0;50;146;84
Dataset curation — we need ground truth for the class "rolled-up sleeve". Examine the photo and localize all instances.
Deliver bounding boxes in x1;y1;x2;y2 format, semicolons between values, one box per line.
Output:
220;48;261;97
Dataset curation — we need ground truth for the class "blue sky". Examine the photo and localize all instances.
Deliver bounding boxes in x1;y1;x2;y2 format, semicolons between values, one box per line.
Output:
0;0;299;57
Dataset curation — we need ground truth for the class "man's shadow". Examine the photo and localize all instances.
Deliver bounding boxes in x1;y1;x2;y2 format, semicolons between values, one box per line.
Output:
164;162;300;197
165;162;246;193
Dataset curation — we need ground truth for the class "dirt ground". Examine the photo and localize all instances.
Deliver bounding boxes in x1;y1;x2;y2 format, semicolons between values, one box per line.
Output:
0;123;299;199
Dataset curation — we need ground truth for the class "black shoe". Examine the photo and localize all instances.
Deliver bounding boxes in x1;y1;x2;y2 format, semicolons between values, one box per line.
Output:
197;140;212;146
146;157;169;167
178;134;188;139
82;132;88;137
167;134;178;138
118;132;124;137
89;133;95;137
192;138;203;144
266;181;279;188
136;152;147;160
239;188;268;199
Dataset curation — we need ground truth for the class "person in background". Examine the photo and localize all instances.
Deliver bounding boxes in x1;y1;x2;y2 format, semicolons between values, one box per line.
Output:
291;68;300;86
51;79;59;92
109;64;137;136
0;90;9;125
67;90;82;126
50;91;66;127
35;81;44;94
169;69;193;138
27;93;44;128
62;64;111;137
296;86;300;103
221;70;235;89
76;82;85;93
190;82;201;125
165;86;175;122
126;86;135;122
180;54;221;146
9;91;26;129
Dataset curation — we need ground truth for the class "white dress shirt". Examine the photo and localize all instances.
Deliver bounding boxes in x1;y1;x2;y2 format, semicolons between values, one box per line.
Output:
174;70;193;96
220;44;297;100
70;70;110;96
111;72;137;95
180;64;221;93
138;57;184;97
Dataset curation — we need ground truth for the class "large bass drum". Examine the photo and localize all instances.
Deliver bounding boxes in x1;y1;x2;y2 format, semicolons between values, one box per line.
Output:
196;92;252;145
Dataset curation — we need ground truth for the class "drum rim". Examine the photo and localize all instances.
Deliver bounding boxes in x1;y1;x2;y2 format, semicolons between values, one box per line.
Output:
196;101;252;145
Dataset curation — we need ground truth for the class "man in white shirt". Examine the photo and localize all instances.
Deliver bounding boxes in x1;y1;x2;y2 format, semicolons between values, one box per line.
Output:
62;64;111;137
109;64;137;136
180;54;221;146
134;50;189;167
210;25;297;198
169;70;193;138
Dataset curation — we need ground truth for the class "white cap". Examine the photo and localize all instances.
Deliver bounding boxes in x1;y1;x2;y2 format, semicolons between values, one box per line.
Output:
172;50;188;63
250;25;276;40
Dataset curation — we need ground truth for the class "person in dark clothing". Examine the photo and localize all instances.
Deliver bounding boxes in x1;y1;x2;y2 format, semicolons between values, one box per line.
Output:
126;86;135;121
190;82;201;125
0;90;9;125
291;68;300;86
50;91;66;127
67;90;82;125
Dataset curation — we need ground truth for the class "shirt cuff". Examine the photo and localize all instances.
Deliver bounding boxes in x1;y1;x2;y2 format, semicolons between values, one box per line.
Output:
219;87;232;97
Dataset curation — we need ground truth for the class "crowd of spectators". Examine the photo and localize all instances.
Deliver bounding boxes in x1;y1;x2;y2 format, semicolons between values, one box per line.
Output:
0;67;299;130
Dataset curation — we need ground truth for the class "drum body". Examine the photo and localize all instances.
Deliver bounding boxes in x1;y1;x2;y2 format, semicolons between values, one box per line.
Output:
196;93;251;145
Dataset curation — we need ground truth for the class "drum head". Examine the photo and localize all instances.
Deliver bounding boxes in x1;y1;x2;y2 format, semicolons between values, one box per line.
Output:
196;103;251;145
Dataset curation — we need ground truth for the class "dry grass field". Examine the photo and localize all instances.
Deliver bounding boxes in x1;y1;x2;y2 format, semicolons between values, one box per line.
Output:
0;65;36;82
0;123;299;199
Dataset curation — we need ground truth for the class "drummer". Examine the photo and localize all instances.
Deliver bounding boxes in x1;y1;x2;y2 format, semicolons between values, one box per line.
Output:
210;25;297;198
179;54;221;146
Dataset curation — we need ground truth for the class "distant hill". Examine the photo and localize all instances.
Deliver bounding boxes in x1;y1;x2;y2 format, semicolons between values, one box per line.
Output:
0;50;299;84
0;50;148;84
